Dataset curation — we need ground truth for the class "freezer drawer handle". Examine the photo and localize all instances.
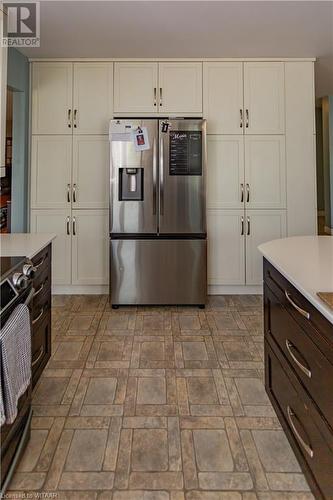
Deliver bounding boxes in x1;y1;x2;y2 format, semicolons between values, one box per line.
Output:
287;406;314;458
159;135;164;215
153;136;157;214
285;340;312;378
285;291;310;320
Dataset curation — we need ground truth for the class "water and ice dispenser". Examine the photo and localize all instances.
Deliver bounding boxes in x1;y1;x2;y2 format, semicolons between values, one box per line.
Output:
119;168;144;201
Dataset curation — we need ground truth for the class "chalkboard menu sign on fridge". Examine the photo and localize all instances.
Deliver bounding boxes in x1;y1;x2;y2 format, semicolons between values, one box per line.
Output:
169;131;202;175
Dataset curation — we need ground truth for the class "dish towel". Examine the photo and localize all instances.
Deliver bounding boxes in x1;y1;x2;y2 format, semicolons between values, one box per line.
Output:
0;304;31;426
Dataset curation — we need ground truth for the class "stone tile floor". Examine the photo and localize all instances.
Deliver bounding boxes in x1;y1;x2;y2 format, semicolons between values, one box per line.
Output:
7;295;314;500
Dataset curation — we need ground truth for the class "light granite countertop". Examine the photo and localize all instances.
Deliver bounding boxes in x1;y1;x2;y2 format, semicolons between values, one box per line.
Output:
0;233;56;259
259;235;333;324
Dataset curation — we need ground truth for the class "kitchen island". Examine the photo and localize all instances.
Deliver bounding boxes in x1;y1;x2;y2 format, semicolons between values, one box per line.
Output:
259;236;333;499
0;233;56;386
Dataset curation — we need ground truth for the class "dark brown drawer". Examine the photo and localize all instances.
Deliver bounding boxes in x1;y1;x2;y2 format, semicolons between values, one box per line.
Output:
32;291;51;330
33;265;51;298
265;339;333;500
32;310;51;385
265;284;333;430
264;259;333;362
31;244;51;282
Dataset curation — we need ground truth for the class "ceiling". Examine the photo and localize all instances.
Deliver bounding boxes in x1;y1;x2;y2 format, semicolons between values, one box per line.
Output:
20;1;333;97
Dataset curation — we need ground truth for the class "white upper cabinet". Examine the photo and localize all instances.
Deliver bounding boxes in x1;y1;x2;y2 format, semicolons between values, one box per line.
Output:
158;62;202;114
207;210;245;286
73;63;113;134
31;135;72;209
30;209;72;285
245;210;286;285
72;136;109;209
244;62;285;134
71;210;109;285
203;62;243;134
114;62;158;114
245;136;286;209
32;63;73;135
207;136;244;209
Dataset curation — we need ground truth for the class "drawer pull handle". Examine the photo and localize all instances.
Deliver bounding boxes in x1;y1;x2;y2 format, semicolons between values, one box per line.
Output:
32;307;44;325
33;282;45;298
285;291;310;320
285;340;312;378
34;257;45;270
32;346;44;367
287;406;314;459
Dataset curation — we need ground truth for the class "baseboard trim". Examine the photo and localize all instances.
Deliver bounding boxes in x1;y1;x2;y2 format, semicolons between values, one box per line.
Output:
53;284;263;296
208;285;263;295
53;285;109;295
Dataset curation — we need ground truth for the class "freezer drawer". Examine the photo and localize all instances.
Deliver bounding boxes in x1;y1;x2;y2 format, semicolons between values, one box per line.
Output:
110;238;206;305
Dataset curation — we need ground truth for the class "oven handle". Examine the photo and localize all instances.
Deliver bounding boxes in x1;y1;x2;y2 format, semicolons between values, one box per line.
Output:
24;288;35;307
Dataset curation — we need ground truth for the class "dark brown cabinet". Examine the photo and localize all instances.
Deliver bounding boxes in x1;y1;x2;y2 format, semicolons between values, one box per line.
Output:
264;258;333;500
30;244;52;386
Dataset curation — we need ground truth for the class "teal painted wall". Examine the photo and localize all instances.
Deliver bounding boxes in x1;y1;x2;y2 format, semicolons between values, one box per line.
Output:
7;48;29;233
329;96;333;229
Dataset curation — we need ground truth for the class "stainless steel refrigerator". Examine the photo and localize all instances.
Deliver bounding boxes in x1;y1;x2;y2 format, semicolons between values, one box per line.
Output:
109;119;207;307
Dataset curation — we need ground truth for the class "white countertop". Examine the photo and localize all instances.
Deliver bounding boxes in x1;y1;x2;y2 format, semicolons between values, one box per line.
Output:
0;233;56;259
259;236;333;324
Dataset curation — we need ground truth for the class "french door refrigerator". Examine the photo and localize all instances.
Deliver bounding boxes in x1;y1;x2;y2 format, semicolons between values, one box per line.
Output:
109;119;206;307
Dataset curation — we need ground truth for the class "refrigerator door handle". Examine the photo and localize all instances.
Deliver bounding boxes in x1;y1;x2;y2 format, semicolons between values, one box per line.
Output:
159;133;164;215
153;136;157;214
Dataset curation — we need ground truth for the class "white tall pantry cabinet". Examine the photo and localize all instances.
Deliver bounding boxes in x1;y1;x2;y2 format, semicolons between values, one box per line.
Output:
30;58;316;293
204;60;316;292
30;62;112;289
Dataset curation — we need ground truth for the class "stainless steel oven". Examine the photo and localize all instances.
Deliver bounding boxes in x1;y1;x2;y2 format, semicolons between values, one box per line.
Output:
0;256;35;496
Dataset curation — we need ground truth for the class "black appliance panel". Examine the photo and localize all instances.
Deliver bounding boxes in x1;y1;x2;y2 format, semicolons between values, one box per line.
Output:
169;131;202;176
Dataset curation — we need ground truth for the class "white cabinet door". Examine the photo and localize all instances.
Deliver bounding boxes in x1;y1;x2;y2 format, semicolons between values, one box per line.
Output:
245;136;286;209
207;210;245;285
203;62;243;134
30;136;72;209
158;63;202;114
72;136;109;209
32;63;73;134
73;63;113;134
71;210;109;285
114;63;158;114
30;210;72;285
245;210;286;285
244;62;285;134
207;136;244;210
